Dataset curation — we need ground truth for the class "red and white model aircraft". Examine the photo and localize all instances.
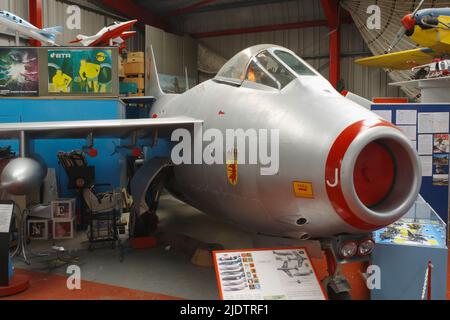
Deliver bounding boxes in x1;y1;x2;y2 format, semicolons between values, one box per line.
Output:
70;20;137;51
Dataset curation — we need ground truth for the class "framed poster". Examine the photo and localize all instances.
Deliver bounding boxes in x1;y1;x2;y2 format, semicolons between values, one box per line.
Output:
0;48;39;96
47;49;113;94
213;247;326;300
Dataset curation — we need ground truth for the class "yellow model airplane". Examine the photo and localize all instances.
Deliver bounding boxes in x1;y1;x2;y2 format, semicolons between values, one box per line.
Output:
355;0;450;70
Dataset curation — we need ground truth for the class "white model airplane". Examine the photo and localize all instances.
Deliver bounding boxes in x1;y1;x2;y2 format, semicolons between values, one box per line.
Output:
0;10;62;46
70;20;137;51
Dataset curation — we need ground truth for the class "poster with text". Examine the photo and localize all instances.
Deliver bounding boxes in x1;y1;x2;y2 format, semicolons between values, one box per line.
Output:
0;48;39;96
214;248;326;300
48;49;113;94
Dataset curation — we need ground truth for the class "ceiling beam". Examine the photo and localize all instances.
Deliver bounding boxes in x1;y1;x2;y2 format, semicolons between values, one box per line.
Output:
320;0;339;28
320;0;342;88
100;0;169;31
191;17;353;39
167;0;219;17
183;0;297;15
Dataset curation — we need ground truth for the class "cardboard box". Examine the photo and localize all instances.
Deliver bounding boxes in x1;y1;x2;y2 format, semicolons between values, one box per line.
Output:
124;77;144;90
52;198;76;220
53;218;76;240
28;219;49;240
128;52;144;59
124;62;145;75
127;52;144;63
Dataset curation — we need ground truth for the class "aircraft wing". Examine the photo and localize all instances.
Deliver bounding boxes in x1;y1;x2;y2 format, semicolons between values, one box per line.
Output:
355;48;435;70
0;117;202;140
120;96;156;105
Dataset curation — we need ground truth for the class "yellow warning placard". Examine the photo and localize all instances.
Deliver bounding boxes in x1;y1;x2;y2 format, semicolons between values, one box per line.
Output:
293;182;314;199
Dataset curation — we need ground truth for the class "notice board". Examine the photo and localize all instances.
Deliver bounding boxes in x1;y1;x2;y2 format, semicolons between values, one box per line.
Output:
371;104;450;224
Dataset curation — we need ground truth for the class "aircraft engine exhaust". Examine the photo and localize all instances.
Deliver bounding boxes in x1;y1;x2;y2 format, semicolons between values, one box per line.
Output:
0;157;47;196
325;120;422;231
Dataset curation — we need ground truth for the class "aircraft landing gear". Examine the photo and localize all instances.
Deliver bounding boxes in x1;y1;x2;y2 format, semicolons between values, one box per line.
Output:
321;247;352;300
129;157;172;238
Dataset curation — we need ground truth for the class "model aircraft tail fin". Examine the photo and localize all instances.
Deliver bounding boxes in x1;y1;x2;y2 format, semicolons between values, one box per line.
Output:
37;26;63;42
42;26;63;34
149;45;165;98
69;34;92;46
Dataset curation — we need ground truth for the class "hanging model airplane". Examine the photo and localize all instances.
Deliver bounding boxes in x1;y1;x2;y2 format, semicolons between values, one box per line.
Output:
70;20;137;52
0;45;422;297
355;0;450;69
0;10;62;46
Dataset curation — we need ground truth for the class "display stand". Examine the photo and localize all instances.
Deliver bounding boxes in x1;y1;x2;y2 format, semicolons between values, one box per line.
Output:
371;195;447;300
0;201;29;297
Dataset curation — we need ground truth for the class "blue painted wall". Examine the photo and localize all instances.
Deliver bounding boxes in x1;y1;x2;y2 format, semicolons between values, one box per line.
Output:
0;98;126;197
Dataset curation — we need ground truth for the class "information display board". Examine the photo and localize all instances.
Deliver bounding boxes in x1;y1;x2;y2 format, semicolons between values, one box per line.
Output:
371;104;450;225
213;247;326;300
0;202;14;287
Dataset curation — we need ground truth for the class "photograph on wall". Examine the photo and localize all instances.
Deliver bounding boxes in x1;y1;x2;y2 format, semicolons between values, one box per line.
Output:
48;49;113;94
434;163;449;175
433;174;449;186
0;48;39;96
433;134;450;154
432;153;449;166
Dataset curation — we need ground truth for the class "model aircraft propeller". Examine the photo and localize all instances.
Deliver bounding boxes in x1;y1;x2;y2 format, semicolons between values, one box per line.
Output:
385;0;426;53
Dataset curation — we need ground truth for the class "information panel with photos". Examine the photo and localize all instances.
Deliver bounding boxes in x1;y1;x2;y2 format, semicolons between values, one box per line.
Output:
371;103;450;225
213;247;326;300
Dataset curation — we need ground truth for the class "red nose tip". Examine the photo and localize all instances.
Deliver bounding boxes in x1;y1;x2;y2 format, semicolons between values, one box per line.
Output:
401;14;416;31
353;142;395;208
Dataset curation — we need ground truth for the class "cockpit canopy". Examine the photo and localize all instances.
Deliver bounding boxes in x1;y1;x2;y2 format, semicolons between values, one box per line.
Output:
215;45;317;89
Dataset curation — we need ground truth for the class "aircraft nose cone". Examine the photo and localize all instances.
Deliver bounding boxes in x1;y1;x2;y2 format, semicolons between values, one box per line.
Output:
401;14;416;31
0;157;47;195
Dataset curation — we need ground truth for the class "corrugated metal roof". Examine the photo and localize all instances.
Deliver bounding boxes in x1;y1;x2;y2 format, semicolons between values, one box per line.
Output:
133;0;323;34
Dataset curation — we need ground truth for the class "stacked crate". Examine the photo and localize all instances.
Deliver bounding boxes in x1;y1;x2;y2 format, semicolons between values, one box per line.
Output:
124;52;145;97
52;199;76;240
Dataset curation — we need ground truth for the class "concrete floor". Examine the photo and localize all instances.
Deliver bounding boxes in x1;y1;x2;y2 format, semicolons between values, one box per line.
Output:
13;194;254;300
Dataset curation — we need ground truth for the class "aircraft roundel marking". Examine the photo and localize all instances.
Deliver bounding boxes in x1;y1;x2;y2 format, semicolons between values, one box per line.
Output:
325;119;397;231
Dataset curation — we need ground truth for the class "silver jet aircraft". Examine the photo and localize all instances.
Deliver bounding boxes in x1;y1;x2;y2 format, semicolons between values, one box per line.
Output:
0;45;421;297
